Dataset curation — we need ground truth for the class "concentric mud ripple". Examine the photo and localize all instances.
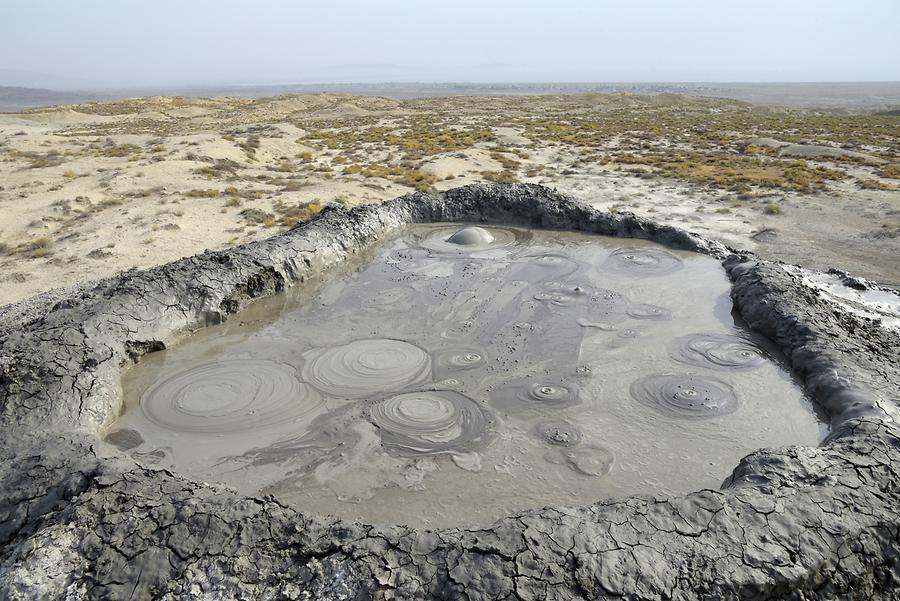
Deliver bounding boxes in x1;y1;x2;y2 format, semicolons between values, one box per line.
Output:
626;303;673;320
433;348;486;378
301;339;431;398
527;383;579;405
630;373;739;418
493;381;581;411
668;333;765;370
521;253;580;277
140;359;322;433
603;248;683;276
369;390;490;455
534;418;583;446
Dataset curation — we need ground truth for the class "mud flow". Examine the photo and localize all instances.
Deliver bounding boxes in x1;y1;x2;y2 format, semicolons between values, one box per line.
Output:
111;225;827;528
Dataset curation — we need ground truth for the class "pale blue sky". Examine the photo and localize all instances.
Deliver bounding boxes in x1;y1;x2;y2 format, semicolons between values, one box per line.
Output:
2;0;898;88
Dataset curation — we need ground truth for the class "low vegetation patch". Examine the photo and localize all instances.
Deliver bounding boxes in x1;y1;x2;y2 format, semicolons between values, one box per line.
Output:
308;124;494;162
609;152;845;192
343;163;438;192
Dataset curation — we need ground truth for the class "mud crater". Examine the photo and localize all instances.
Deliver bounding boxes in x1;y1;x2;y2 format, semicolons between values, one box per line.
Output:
111;225;824;527
2;184;898;600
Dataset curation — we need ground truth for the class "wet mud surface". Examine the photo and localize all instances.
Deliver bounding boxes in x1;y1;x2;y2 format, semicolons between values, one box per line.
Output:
113;226;823;528
1;184;899;599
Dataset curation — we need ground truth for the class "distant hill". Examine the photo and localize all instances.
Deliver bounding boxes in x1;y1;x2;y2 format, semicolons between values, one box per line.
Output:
0;68;97;91
3;81;900;113
0;86;100;112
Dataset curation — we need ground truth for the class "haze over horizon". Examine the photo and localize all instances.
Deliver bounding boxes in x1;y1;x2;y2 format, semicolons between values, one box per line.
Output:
2;0;899;90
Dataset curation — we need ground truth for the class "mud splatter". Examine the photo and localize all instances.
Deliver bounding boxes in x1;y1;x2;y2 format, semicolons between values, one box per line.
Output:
534;418;583;446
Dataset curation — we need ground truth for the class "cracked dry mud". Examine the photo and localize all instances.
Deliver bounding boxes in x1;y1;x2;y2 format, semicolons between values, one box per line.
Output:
1;183;899;600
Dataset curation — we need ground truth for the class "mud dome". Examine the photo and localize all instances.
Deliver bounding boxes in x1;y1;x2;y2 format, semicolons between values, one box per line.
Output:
112;226;824;527
1;184;899;600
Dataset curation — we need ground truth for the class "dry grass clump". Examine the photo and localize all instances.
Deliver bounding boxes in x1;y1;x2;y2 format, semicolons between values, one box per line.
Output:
82;139;143;159
273;200;323;226
490;152;521;171
524;165;546;178
481;170;519;184
741;144;779;156
279;179;312;192
186;189;221;198
100;143;141;158
194;158;242;178
858;179;898;191
609;152;845;192
343;163;437;192
238;136;261;158
879;163;900;179
96;198;124;210
240;208;276;227
127;187;165;199
24;237;52;258
238;199;324;229
23;151;66;169
484;150;522;183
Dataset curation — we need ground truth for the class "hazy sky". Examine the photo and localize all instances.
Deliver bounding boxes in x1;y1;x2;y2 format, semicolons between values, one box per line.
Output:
2;0;898;88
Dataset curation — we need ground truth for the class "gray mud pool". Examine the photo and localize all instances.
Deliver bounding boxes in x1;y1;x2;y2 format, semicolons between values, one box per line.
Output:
109;224;826;528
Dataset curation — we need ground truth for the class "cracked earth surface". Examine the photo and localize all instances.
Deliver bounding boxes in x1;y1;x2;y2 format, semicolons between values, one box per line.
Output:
1;183;898;599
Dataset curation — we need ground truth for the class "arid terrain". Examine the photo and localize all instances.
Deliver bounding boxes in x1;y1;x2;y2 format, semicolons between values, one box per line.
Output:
1;91;898;305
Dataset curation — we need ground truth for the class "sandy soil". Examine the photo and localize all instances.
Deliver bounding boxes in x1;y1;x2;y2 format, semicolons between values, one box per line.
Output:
0;92;898;306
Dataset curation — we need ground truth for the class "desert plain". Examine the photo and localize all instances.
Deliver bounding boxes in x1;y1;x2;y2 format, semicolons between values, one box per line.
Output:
1;90;898;307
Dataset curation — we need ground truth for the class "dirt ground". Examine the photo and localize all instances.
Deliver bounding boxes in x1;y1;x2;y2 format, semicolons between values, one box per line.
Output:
0;92;898;306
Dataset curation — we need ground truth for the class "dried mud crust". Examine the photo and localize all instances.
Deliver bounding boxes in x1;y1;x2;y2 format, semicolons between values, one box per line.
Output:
1;183;898;600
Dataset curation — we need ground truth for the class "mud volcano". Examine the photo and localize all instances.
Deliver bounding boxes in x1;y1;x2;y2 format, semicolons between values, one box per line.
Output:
1;184;899;600
113;225;823;527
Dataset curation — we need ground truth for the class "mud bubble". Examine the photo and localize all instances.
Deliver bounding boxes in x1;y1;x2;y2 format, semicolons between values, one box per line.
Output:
447;226;494;246
419;225;525;253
